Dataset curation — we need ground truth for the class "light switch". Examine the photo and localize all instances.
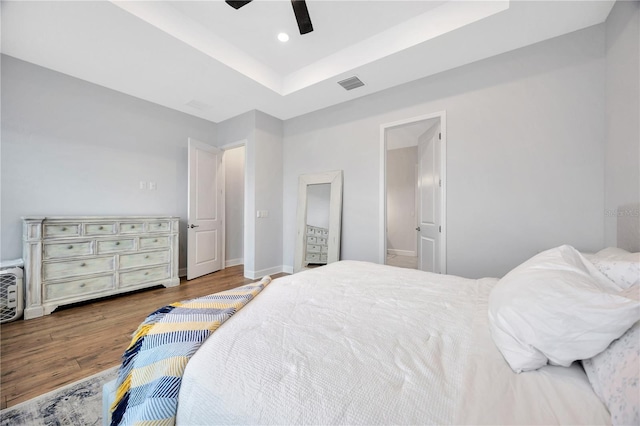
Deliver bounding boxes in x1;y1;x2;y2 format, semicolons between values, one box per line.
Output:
149;182;157;190
256;210;269;218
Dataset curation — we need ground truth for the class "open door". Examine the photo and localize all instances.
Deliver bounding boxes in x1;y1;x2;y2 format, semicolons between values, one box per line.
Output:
417;122;442;273
380;112;446;273
187;138;224;280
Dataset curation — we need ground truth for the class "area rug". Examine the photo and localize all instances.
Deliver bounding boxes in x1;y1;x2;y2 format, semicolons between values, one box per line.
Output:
0;366;118;426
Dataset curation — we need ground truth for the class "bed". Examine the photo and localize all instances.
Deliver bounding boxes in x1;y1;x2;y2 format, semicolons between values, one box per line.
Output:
106;246;640;425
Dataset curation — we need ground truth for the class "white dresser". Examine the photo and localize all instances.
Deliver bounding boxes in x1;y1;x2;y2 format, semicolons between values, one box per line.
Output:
305;225;328;265
22;216;180;319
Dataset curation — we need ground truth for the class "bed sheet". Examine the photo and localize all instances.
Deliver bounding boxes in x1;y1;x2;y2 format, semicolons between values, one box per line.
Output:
177;261;610;425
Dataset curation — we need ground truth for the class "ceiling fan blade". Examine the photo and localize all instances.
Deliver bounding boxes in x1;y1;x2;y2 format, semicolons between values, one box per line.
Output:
291;0;313;34
226;0;252;10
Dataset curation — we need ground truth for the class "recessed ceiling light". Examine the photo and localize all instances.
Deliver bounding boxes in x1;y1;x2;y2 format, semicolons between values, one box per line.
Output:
277;32;290;43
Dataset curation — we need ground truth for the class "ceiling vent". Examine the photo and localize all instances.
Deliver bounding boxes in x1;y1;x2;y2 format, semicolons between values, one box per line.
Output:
337;76;364;91
186;99;212;111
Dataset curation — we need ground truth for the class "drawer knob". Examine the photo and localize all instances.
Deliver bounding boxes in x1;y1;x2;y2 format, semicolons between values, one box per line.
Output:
144;272;149;276
68;245;73;249
80;283;86;288
131;225;135;229
154;239;158;243
99;226;104;230
145;255;149;259
62;227;67;231
115;242;120;246
80;262;86;267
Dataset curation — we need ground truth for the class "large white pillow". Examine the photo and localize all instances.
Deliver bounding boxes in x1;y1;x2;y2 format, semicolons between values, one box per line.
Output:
582;321;640;426
588;247;640;289
488;245;640;373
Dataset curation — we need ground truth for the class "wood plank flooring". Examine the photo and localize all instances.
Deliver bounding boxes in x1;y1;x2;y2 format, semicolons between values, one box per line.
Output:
0;265;286;409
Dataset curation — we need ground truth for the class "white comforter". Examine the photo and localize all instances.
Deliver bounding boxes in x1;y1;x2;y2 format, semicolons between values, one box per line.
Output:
177;261;610;425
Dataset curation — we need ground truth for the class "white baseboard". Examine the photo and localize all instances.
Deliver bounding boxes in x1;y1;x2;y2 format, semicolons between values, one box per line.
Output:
182;263;290;280
180;259;242;278
244;265;286;280
282;265;294;274
387;249;416;257
225;258;243;268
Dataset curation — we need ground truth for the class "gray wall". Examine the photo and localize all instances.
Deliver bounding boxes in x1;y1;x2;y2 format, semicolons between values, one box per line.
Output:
604;0;640;249
253;111;283;275
216;110;284;277
283;25;606;278
224;145;245;264
1;55;218;269
386;146;417;254
217;111;256;275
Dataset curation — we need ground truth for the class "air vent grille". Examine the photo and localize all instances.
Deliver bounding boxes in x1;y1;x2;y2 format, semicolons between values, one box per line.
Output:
186;99;213;111
338;76;364;91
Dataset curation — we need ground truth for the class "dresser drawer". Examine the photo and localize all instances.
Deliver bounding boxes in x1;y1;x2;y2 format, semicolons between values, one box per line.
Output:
307;244;322;253
44;241;93;259
120;250;169;269
147;221;170;233
306;252;321;262
320;254;328;263
45;275;114;301
43;224;80;238
97;238;135;254
119;265;170;288
321;245;328;254
120;222;145;234
317;237;327;245
85;223;116;236
306;236;317;244
43;257;115;280
139;236;169;250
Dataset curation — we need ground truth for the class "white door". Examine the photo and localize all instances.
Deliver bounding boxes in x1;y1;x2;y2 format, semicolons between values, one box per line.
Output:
187;138;224;280
417;123;441;273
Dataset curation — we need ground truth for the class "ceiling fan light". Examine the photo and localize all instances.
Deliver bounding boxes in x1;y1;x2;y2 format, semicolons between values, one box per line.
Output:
278;32;290;42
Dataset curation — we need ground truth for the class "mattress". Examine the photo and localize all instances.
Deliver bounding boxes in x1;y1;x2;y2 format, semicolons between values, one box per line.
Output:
176;261;610;425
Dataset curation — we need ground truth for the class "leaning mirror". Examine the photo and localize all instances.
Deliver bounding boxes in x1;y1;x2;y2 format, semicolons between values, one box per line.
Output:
294;170;343;273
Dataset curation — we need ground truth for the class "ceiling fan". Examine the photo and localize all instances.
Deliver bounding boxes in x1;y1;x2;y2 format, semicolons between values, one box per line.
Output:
225;0;314;35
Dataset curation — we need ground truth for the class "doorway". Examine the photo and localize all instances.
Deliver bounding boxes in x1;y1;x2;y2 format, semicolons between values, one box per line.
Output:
223;145;245;268
379;112;446;273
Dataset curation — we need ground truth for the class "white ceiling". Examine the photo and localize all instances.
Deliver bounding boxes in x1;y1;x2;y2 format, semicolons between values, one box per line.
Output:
1;1;615;123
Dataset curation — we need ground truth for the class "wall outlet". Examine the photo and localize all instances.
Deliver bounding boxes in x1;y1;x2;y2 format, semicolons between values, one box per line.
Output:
149;182;157;190
256;210;269;218
139;181;147;190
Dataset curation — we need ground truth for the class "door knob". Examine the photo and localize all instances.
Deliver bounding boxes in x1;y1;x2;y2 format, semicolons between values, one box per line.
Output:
415;227;421;231
189;224;199;229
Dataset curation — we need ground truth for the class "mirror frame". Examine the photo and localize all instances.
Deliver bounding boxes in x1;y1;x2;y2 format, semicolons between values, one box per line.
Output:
294;170;343;273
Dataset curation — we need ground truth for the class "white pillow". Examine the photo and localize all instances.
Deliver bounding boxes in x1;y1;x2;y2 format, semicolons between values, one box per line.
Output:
488;245;640;373
588;247;640;289
582;321;640;426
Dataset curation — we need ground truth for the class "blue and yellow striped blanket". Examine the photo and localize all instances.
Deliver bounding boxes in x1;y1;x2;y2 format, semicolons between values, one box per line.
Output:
110;276;272;426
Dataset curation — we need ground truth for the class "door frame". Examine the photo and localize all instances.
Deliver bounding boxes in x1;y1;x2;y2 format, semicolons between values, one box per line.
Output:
379;111;447;273
219;139;250;277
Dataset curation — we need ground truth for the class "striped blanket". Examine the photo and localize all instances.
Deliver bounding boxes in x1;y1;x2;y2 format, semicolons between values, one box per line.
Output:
110;276;272;426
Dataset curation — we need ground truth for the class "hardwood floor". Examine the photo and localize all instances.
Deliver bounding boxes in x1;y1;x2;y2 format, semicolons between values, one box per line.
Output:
0;265;286;409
